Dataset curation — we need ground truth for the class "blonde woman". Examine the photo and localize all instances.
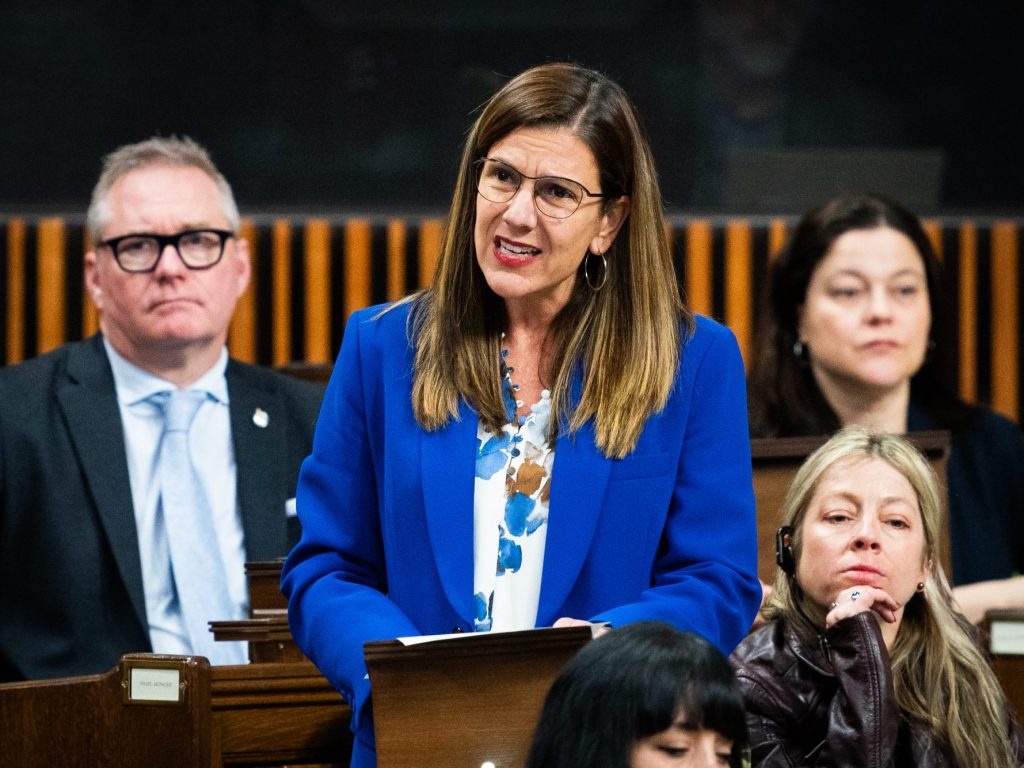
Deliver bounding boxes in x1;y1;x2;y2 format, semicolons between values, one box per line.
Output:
283;62;759;768
731;427;1024;766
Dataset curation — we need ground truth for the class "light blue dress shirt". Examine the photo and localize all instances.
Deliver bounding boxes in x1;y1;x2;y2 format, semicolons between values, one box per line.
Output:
104;340;247;660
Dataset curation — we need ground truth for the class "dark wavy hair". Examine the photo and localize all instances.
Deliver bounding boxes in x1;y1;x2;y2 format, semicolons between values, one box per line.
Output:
527;622;749;768
748;194;974;437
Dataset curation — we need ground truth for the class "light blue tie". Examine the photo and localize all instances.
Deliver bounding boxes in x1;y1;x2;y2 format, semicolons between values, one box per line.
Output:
154;390;242;665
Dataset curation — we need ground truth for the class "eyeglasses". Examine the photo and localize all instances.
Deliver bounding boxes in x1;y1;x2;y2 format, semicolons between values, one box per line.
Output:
475;158;613;219
100;229;234;273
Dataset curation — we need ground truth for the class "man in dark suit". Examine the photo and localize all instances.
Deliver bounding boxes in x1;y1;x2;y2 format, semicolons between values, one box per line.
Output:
0;136;323;681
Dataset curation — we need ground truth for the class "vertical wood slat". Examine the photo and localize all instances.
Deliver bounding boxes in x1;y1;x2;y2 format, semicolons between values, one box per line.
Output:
37;218;66;355
228;219;258;364
343;219;372;318
685;221;712;317
271;220;292;367
386;220;407;301
304;219;332;363
418;219;444;289
768;219;788;260
991;222;1019;421
6;219;26;364
959;223;978;404
923;219;943;260
725;221;752;365
82;228;99;337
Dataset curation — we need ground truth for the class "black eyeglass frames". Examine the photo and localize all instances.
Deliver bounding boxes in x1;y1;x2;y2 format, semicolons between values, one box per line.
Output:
100;229;235;273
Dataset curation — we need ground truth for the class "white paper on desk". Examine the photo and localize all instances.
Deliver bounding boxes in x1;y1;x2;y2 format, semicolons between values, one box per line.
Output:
396;624;607;646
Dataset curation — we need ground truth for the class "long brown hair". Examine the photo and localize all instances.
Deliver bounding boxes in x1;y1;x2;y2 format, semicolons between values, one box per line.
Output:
766;427;1017;766
403;62;691;458
747;195;972;438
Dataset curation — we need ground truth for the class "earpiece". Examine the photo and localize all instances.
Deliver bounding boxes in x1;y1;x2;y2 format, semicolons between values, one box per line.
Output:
775;525;795;576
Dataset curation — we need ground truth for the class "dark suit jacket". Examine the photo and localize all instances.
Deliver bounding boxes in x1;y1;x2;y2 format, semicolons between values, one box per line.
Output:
0;334;323;681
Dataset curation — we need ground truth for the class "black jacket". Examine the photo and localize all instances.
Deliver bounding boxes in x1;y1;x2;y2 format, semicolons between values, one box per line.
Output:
0;334;323;681
731;612;1024;767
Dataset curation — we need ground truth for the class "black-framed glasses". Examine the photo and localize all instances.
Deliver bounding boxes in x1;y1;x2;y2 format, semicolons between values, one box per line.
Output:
475;158;613;219
100;229;235;273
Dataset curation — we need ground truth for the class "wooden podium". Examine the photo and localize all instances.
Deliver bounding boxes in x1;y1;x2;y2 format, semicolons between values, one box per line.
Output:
364;626;594;768
0;562;353;768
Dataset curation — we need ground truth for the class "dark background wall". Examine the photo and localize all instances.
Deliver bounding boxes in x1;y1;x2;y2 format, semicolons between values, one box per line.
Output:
2;0;1021;215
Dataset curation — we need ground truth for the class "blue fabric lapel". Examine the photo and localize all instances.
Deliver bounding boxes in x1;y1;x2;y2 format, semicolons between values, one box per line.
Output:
420;365;612;629
421;400;479;627
537;363;610;623
537;417;610;624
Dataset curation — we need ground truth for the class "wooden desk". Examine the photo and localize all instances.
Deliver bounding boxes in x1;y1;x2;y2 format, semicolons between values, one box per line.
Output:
0;561;352;768
983;610;1024;719
0;655;351;768
365;627;594;768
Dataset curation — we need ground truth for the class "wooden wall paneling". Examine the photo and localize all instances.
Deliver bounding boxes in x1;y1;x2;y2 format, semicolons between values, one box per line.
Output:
36;218;66;355
991;221;1019;421
768;218;788;260
229;218;258;364
6;218;26;364
725;220;753;364
685;220;713;317
82;227;99;338
923;219;943;260
343;219;372;320
959;223;978;404
304;219;332;363
417;219;444;289
386;219;407;301
271;220;293;367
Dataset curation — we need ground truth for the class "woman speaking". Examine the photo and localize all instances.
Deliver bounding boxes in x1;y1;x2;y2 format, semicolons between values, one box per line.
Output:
282;62;760;767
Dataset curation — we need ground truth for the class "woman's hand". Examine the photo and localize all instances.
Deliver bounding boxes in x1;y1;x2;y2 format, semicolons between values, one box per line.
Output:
553;617;611;638
825;586;900;629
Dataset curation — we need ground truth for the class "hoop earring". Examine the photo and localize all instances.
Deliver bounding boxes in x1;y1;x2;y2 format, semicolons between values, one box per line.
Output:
584;251;608;292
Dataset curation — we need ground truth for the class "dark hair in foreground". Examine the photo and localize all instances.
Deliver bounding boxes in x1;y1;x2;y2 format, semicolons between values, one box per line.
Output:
747;194;973;437
527;622;749;768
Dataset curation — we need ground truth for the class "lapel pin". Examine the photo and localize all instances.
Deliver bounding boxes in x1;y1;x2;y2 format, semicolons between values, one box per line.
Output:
252;407;269;428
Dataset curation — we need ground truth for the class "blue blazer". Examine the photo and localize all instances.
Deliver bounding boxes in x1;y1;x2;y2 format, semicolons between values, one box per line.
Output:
282;303;760;762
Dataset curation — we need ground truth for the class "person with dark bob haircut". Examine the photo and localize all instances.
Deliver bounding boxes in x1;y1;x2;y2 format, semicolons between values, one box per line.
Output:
747;194;1024;624
529;622;750;768
282;61;759;767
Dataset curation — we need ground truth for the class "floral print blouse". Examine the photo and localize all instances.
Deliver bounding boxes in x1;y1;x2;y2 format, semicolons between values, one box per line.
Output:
472;347;554;632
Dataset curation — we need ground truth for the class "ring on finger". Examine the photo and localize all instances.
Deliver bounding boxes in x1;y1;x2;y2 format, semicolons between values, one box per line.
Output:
850;590;861;601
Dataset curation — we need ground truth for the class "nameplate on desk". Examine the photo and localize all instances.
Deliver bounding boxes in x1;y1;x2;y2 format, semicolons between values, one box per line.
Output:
122;661;184;704
987;609;1024;656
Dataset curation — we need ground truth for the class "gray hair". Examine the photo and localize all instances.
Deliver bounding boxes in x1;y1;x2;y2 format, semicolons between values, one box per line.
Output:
86;135;240;242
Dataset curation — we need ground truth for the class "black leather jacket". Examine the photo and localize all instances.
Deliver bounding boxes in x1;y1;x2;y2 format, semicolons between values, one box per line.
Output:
730;613;1024;767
